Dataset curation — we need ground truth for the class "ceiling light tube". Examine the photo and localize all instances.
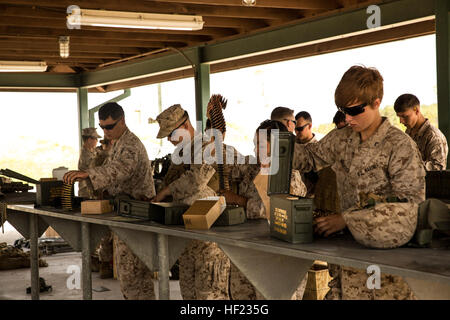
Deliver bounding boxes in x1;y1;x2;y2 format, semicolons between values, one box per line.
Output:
67;9;204;31
0;61;47;72
59;36;70;58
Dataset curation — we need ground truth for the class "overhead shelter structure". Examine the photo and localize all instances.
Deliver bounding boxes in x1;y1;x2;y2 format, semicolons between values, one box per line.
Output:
0;0;448;164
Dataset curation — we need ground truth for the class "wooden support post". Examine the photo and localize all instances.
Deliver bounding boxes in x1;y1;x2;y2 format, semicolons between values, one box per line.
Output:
194;48;210;132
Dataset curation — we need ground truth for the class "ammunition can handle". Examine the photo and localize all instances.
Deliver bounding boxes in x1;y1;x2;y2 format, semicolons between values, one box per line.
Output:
121;202;130;214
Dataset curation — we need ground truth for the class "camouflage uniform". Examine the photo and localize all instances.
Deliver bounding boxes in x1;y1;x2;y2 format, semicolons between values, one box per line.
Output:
293;117;425;300
86;128;155;200
78;147;97;199
154;103;232;301
79;138;113;268
228;158;307;300
302;134;318;144
406;118;448;170
167;133;232;300
86;127;156;300
295;133;318;197
290;170;307;198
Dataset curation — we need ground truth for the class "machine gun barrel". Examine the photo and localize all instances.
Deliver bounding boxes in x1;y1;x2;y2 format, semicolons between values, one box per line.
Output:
0;169;39;185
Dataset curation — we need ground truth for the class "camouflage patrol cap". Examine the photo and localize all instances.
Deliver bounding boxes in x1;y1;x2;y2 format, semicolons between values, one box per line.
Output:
155;104;189;139
343;202;418;249
82;127;101;139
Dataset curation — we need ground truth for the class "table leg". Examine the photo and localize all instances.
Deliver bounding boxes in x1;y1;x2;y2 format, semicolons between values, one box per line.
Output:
157;233;170;300
81;222;92;300
29;213;39;300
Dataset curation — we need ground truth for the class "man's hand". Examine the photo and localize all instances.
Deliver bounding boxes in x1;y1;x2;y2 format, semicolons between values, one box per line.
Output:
314;213;346;237
152;186;171;203
63;171;89;184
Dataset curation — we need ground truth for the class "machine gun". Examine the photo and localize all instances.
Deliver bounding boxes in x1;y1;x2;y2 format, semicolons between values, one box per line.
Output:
0;169;36;194
0;168;78;210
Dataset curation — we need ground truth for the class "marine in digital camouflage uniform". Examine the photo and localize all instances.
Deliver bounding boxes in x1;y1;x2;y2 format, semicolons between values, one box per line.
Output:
78;129;115;276
153;104;231;300
78;128;101;199
293;66;426;300
406;119;448;170
293;111;319;197
64;102;156;300
89;129;155;299
394;93;448;170
225;121;308;300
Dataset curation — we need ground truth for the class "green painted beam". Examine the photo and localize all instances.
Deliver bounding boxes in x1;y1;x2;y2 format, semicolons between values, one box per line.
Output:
77;88;89;149
0;73;79;88
193;48;210;132
79;48;199;89
76;0;435;88
88;89;131;128
435;0;450;166
194;64;210;133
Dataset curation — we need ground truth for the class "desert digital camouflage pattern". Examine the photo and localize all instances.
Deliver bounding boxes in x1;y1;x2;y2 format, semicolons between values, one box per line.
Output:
78;147;97;198
112;234;156;300
163;131;232;300
294;133;318;197
86;127;156;300
290;170;307;197
168;133;217;205
406;119;448;170
293;117;425;300
179;239;231;300
326;265;415;300
86;128;155;200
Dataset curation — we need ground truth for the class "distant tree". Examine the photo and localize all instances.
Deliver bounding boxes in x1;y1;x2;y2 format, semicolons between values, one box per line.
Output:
314;123;335;136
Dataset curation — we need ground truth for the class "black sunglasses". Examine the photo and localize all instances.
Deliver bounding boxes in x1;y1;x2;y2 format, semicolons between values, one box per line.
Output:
99;118;121;130
338;102;368;117
295;124;309;132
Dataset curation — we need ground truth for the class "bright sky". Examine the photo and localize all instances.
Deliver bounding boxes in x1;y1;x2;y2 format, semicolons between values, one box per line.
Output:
0;34;438;163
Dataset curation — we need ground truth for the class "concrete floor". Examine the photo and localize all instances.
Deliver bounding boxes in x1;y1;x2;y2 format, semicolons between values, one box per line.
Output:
0;222;182;300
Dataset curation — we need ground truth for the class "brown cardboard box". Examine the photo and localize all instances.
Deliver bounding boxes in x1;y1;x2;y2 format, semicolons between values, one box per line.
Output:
183;196;225;230
44;227;60;238
303;261;331;300
81;200;112;215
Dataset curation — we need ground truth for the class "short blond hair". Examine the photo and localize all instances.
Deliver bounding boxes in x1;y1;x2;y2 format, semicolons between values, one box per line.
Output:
335;65;384;108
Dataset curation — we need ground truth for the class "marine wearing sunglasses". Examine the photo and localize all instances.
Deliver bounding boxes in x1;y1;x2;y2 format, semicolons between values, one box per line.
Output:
338;102;368;117
99;116;123;130
338;99;383;142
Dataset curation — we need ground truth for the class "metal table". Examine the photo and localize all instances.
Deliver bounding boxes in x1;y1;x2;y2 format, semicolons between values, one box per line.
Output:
4;203;450;300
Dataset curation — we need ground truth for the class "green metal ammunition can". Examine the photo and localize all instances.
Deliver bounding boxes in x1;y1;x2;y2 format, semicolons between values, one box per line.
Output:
270;194;313;244
213;205;246;226
117;199;188;224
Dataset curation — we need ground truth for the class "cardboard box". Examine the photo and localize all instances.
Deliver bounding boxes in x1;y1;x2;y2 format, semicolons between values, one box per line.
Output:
183;196;225;230
81;200;112;215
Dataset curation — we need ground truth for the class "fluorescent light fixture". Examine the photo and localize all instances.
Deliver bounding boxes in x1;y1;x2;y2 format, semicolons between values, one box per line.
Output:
59;36;70;58
0;61;47;72
242;0;256;6
67;9;204;31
